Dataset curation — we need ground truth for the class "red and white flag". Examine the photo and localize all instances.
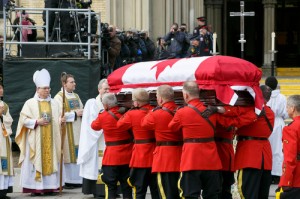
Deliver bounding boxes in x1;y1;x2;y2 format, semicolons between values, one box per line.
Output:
108;56;264;114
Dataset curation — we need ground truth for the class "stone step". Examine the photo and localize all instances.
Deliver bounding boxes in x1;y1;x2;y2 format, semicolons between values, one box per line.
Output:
276;68;300;76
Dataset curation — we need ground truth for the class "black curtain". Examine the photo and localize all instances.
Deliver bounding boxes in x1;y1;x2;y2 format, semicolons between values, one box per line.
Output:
3;59;101;138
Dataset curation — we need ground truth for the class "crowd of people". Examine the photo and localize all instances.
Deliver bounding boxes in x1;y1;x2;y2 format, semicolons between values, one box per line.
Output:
0;68;299;199
101;16;214;75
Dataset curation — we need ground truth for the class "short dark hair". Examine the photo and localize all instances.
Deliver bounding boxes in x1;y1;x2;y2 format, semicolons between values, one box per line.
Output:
265;76;278;90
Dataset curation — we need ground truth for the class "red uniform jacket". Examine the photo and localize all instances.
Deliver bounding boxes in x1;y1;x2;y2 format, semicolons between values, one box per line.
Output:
141;101;182;172
216;106;258;172
215;124;235;171
234;105;274;170
168;99;222;171
117;104;155;168
91;107;133;166
279;116;300;187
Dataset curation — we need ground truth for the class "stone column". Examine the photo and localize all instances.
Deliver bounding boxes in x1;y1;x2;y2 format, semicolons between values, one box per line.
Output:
205;0;223;54
262;0;277;76
150;0;166;39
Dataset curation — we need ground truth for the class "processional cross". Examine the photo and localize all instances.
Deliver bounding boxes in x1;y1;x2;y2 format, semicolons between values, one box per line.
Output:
230;1;255;59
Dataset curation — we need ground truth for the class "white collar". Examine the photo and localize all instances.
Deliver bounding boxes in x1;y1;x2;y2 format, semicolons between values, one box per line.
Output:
34;92;51;102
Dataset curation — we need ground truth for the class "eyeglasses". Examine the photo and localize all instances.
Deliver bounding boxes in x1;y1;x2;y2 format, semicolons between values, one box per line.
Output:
39;87;51;90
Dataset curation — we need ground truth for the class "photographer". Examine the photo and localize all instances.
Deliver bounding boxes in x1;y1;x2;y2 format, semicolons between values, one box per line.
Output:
163;23;188;58
180;23;191;58
139;31;155;61
105;25;121;73
77;1;97;43
153;37;170;60
115;30;131;69
124;29;141;63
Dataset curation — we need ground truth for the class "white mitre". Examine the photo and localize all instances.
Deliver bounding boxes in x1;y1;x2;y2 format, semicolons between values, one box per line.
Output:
33;68;51;87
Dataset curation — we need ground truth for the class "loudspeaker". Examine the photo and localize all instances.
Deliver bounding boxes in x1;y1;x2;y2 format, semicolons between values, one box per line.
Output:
20;44;79;58
20;44;46;58
47;45;77;56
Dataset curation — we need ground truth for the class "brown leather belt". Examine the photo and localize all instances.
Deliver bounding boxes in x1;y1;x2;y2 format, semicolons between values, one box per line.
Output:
237;136;268;141
105;139;133;146
215;137;233;144
134;138;156;144
184;137;215;143
297;153;300;161
156;141;183;146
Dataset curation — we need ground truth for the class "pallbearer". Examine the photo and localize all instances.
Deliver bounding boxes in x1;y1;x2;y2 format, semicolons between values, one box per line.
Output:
117;88;159;199
91;93;133;199
141;85;182;199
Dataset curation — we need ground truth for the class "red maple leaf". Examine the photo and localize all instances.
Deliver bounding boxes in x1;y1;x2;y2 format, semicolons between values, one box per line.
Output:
150;59;180;79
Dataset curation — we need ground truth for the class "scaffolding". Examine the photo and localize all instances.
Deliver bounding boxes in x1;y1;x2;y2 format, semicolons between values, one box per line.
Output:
2;6;102;60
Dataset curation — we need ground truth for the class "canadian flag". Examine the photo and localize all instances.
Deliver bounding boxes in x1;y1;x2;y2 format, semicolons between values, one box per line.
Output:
108;56;264;114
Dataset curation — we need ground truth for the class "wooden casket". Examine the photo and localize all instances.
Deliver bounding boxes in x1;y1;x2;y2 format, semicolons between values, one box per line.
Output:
107;56;264;113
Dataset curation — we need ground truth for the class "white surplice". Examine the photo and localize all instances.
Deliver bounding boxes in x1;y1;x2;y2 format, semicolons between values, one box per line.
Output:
77;95;104;180
267;89;288;176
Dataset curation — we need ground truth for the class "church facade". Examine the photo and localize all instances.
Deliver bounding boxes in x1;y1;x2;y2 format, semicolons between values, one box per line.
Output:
5;0;300;68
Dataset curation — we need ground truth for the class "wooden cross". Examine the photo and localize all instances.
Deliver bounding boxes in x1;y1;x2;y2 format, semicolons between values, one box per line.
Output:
230;1;255;59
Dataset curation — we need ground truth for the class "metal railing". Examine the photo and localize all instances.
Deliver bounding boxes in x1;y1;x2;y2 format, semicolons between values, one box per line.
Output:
3;7;102;60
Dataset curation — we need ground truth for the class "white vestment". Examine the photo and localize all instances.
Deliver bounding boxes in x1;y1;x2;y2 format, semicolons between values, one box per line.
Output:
0;101;14;190
54;90;83;184
78;95;104;180
267;89;288;176
15;94;63;191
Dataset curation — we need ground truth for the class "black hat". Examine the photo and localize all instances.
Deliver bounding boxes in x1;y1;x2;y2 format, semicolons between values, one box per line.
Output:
265;76;278;90
197;16;206;22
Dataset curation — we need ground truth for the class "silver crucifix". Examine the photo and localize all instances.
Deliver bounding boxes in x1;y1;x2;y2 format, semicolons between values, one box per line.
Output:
230;1;255;59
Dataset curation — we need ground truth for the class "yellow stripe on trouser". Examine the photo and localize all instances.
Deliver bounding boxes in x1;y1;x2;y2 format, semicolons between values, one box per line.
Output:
157;173;166;199
98;173;108;199
177;172;185;199
275;187;284;199
127;177;137;199
237;170;245;199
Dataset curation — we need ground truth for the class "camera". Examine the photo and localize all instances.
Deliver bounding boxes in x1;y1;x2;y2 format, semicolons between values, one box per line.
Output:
5;0;16;12
78;0;92;9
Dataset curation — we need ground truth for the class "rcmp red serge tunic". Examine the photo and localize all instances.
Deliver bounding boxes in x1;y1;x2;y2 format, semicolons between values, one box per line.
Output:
215;106;258;172
279;116;300;187
91;107;133;166
117;104;155;168
215;124;235;172
168;99;222;171
234;106;274;171
141;101;182;172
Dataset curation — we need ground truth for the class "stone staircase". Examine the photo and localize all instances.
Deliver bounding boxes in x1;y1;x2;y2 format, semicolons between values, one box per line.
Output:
261;68;300;98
